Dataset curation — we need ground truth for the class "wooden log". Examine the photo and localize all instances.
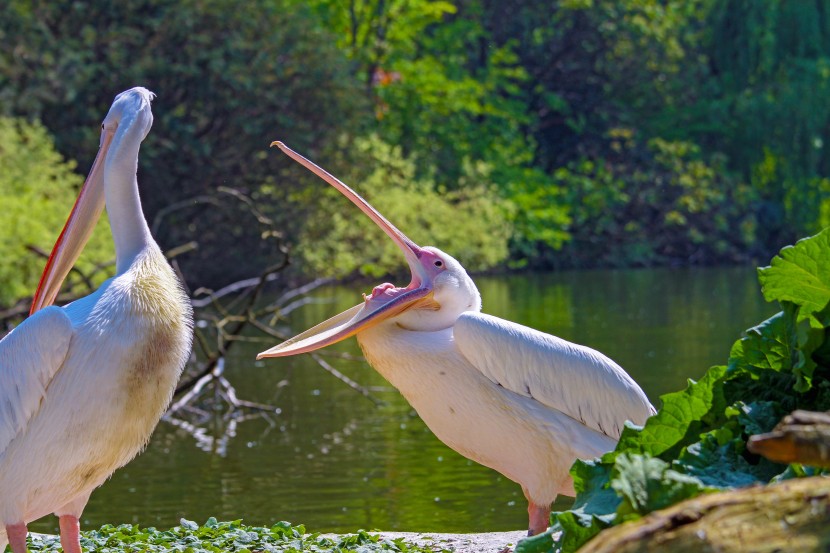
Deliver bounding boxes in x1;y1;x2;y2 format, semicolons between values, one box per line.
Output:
578;477;830;553
747;410;830;468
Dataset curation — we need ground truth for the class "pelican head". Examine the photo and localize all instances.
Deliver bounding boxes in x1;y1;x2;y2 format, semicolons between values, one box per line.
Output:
257;143;481;358
30;87;155;314
104;87;155;143
389;245;480;332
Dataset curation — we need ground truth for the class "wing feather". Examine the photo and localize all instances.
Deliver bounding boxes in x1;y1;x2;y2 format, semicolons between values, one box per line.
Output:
0;306;73;453
454;312;655;439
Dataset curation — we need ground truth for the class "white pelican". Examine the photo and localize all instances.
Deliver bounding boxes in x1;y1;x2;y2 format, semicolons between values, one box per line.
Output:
259;143;655;536
0;88;192;553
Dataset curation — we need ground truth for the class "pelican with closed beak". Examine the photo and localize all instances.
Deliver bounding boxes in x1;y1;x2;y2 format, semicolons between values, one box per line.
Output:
0;88;192;553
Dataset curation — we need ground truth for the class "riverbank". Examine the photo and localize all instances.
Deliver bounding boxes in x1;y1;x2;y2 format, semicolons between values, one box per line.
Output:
28;526;532;552
339;530;529;553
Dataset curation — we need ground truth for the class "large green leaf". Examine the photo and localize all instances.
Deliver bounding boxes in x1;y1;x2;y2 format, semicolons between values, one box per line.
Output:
616;364;727;458
728;301;825;391
612;453;709;520
676;434;782;489
727;310;794;376
758;228;830;318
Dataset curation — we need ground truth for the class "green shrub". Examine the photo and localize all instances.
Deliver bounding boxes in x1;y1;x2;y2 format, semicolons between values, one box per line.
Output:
554;133;756;267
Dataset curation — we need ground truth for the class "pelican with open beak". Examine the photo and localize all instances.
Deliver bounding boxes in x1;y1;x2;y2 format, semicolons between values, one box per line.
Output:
259;142;654;536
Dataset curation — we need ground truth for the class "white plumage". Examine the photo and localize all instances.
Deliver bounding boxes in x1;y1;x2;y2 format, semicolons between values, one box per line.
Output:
259;143;655;535
0;88;192;553
454;312;654;440
0;308;72;455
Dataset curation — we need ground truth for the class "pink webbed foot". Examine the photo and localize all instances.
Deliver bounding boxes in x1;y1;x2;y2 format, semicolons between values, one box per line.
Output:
6;522;28;553
59;515;83;553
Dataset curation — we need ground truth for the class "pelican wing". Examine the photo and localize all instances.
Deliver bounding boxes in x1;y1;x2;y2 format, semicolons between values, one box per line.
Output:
0;306;73;453
454;312;655;439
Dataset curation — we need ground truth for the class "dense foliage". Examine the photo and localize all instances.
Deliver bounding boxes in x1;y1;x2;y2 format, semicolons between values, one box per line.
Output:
297;135;512;277
1;0;365;286
25;518;434;553
0;117;113;305
3;0;830;297
516;228;830;553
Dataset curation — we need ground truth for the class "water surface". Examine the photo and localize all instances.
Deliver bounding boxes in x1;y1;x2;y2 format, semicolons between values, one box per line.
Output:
31;267;776;534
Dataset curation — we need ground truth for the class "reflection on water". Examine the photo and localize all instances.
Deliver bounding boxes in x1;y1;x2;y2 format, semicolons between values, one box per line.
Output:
30;267;776;534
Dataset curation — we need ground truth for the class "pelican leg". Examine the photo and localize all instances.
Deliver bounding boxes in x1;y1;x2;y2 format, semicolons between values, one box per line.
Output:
526;501;551;536
527;501;550;536
58;515;82;553
521;486;551;536
56;492;90;553
6;522;28;553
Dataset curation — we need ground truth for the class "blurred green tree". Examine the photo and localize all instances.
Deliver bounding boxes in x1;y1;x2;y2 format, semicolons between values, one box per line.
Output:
303;0;572;262
0;0;366;286
706;0;830;248
555;133;756;268
2;0;815;283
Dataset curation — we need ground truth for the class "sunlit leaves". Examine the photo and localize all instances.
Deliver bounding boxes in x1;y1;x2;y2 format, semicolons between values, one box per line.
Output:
756;228;830;389
302;0;456;67
617;365;728;458
554;136;754;267
728;311;794;375
758;229;830;319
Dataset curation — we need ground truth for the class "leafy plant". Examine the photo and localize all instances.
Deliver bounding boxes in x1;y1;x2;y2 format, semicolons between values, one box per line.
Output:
25;518;437;553
517;228;830;553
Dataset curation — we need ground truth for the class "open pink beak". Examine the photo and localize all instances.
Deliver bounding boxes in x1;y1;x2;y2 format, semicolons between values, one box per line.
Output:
257;142;436;359
30;128;115;314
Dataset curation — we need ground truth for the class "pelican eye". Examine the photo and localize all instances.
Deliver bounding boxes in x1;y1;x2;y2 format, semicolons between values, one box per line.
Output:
434;260;443;268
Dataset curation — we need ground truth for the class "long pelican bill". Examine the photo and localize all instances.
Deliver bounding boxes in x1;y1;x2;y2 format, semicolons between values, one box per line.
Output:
257;287;436;359
257;141;440;359
270;141;423;269
30;129;115;314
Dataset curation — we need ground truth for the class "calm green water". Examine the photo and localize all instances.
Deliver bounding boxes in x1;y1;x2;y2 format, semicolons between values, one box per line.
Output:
31;267;776;534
